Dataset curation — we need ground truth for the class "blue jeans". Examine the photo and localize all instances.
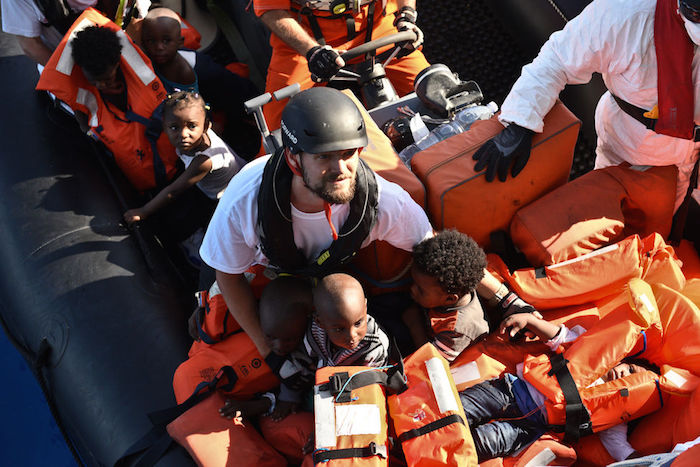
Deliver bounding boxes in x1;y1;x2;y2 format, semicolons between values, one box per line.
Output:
459;376;544;462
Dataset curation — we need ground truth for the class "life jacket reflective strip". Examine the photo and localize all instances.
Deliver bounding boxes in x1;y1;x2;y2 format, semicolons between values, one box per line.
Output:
387;344;478;466
36;8;178;192
313;366;390;466
257;147;379;277
522;279;665;437
173;331;279;404
488;233;684;310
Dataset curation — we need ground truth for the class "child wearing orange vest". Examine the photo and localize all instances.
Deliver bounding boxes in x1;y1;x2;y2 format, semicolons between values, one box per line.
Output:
461;312;656;462
402;229;490;361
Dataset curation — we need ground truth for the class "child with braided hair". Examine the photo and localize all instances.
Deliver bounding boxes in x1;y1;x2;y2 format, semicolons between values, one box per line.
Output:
124;91;245;225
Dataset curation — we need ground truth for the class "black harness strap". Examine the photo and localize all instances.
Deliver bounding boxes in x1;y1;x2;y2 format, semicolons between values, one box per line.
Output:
295;0;379;44
324;369;388;402
397;413;466;443
611;93;700;141
314;442;388;463
546;353;593;443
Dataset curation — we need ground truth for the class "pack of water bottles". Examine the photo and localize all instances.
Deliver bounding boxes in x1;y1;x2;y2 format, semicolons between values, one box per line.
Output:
398;101;498;168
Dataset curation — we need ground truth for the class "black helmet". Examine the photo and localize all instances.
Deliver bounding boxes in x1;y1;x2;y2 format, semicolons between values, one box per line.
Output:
280;87;368;154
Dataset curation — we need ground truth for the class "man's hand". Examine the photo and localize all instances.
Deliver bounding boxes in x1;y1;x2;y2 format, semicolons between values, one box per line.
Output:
306;45;345;82
270;400;297;422
394;6;423;54
473;123;533;182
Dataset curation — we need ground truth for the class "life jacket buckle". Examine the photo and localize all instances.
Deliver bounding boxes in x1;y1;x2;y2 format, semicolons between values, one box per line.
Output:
368;442;387;458
329;371;350;397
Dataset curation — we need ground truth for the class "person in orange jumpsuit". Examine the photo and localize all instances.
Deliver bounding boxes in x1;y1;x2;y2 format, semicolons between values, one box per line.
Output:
254;0;430;128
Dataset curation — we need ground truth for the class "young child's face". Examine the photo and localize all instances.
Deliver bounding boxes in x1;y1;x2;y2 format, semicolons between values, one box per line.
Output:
316;300;368;350
83;62;124;95
262;315;307;356
602;362;645;382
141;17;183;66
164;103;207;153
410;264;453;309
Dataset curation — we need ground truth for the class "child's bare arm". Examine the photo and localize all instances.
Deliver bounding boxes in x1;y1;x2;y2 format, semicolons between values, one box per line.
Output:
219;397;271;420
499;313;560;342
124;155;212;224
270;400;298;422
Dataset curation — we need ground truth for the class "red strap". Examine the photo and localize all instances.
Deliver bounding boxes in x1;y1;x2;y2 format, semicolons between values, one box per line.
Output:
324;202;339;240
655;0;696;139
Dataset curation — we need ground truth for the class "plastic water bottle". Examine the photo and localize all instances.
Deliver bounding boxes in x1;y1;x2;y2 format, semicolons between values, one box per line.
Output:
398;101;499;167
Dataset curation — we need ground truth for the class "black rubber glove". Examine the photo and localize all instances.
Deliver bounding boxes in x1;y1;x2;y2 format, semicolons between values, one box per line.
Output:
394;6;424;56
306;45;343;82
472;123;534;182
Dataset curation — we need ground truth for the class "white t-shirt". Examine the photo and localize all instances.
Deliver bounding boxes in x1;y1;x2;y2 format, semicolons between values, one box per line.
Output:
177;129;245;200
2;0;66;49
200;155;433;274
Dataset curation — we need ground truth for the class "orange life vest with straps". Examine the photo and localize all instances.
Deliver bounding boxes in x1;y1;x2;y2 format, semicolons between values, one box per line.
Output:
521;279;665;440
313;366;391;466
36;8;178;192
387;344;478;466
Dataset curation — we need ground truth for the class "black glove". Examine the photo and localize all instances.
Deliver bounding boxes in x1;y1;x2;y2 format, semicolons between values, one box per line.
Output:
306;45;343;82
394;6;424;55
472;123;533;182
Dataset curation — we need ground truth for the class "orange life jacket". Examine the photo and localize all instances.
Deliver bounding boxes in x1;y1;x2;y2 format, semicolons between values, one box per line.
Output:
188;281;241;356
488;233;685;310
179;15;202;50
510;164;677;267
173;331;279;404
36;8;178;192
521;280;665;439
387;344;478;466
166;391;287;467
313;366;390;466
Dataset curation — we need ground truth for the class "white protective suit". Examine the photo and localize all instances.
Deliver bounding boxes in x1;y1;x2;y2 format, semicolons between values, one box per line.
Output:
499;0;700;209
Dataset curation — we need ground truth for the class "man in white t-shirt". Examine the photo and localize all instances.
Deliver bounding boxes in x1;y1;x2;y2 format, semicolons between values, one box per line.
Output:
200;87;536;360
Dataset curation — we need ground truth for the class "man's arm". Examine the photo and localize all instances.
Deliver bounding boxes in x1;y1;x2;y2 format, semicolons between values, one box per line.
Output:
215;270;270;356
16;35;52;66
259;10;318;56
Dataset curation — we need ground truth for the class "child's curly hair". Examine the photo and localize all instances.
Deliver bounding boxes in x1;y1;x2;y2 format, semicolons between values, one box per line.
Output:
163;91;207;117
412;229;486;297
71;26;122;77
